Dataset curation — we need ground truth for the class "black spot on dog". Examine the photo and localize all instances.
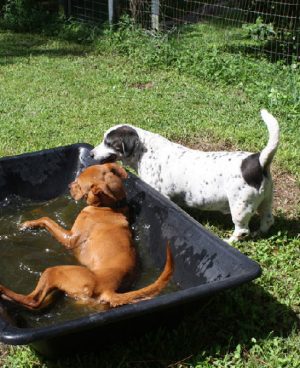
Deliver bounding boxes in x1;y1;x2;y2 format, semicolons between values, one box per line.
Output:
105;126;139;158
178;151;187;159
241;152;267;190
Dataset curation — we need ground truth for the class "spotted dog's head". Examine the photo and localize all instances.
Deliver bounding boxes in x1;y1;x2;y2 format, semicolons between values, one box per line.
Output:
90;125;140;164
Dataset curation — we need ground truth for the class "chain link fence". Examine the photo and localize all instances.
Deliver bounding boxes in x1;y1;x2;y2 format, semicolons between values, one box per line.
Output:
64;0;300;61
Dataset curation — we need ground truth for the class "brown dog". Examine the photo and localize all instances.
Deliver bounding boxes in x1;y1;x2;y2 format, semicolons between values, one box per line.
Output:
0;163;173;309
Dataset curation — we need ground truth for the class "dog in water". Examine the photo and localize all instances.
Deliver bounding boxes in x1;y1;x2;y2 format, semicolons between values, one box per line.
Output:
0;163;173;309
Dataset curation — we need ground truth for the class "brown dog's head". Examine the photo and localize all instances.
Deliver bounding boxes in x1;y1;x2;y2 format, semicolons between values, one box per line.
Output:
69;163;128;207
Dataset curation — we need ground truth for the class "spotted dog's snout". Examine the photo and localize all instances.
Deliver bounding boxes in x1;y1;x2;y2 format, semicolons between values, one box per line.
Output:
88;144;117;163
99;154;118;164
90;151;118;164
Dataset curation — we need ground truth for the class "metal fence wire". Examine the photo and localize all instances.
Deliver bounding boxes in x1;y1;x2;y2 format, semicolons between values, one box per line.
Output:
65;0;108;23
65;0;300;61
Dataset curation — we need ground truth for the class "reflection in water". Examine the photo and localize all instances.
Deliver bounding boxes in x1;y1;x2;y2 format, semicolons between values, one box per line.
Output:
0;195;179;328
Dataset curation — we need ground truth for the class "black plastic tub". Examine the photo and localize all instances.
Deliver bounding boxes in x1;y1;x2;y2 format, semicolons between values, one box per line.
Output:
0;144;261;357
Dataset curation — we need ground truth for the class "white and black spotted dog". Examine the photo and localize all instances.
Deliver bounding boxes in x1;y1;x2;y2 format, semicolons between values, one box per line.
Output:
90;110;279;243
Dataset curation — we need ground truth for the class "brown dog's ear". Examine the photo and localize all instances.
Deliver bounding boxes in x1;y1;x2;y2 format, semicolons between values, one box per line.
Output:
87;182;117;206
108;163;128;179
70;181;84;201
91;182;115;198
86;189;99;206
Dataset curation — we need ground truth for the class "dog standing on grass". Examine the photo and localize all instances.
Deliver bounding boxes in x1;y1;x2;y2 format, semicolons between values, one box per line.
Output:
90;110;279;242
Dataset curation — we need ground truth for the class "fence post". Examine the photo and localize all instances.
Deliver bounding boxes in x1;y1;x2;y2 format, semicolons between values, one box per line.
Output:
64;0;71;17
108;0;113;25
151;0;160;31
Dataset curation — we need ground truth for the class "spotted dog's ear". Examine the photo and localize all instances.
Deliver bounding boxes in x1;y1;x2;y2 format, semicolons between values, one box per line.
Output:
108;163;128;179
120;132;139;158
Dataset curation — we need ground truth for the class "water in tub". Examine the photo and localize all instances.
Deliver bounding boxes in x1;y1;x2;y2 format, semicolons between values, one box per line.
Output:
0;195;178;328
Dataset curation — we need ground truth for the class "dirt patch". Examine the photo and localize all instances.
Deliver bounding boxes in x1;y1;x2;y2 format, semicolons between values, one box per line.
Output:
178;136;300;219
176;134;238;152
0;344;9;365
129;81;154;90
272;170;300;218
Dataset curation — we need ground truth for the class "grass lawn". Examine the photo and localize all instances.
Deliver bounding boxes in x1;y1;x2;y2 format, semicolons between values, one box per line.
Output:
0;22;299;367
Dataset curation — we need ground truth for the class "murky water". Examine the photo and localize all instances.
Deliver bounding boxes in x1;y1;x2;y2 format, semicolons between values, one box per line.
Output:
0;195;178;328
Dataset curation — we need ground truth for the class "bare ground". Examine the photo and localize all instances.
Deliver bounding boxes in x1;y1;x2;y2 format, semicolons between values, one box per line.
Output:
0;344;9;366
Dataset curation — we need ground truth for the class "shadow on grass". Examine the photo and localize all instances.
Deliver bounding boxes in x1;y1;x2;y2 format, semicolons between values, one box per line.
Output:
39;282;298;367
183;206;300;239
0;32;91;66
226;41;299;64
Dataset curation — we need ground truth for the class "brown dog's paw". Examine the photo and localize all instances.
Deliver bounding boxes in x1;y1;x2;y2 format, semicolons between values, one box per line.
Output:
20;220;39;230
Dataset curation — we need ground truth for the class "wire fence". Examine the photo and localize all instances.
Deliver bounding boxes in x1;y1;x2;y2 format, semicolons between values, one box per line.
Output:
64;0;108;23
64;0;300;62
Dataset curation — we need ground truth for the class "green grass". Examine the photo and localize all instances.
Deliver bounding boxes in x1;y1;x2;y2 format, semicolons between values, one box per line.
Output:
0;22;299;180
0;20;299;367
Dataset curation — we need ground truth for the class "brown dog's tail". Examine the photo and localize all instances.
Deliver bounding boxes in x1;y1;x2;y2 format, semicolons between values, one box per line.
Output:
101;242;174;307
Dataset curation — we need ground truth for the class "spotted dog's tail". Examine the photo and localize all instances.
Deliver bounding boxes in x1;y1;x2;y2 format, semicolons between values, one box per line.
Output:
101;242;174;307
259;109;280;169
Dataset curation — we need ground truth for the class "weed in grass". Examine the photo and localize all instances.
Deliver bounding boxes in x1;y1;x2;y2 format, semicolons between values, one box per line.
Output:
2;346;44;368
242;17;276;42
57;20;104;44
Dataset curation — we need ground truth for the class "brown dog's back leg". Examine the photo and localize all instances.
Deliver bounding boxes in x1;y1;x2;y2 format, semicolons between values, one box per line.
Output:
0;265;97;309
